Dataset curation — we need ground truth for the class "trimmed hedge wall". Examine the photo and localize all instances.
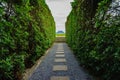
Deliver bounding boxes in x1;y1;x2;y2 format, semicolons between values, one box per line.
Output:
0;0;55;80
66;0;120;80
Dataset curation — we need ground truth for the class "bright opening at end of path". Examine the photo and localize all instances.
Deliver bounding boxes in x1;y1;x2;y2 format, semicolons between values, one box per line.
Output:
45;0;74;33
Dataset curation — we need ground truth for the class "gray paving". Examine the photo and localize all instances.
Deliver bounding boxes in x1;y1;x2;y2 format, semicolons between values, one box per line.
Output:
29;43;92;80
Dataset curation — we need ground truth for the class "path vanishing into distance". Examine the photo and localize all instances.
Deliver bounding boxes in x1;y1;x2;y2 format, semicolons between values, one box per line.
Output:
29;42;92;80
1;0;119;80
27;1;93;79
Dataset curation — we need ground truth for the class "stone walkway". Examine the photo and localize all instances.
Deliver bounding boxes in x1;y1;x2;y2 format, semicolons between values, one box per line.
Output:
29;43;92;80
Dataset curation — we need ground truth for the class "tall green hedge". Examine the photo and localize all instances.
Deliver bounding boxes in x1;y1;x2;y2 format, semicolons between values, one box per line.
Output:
0;0;55;80
66;0;120;80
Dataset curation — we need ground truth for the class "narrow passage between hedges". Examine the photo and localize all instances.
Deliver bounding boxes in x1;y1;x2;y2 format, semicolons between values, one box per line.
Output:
29;43;92;80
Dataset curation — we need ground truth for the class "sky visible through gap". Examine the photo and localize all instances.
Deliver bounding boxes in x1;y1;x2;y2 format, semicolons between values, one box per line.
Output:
45;0;73;33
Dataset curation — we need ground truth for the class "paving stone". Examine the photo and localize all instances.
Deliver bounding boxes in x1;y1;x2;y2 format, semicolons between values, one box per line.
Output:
55;54;65;57
50;76;69;80
57;47;63;49
56;52;64;54
57;49;63;50
54;58;66;62
53;65;68;71
57;50;64;52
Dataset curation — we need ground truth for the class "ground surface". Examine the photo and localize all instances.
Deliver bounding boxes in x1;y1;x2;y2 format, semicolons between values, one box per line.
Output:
56;33;65;37
29;43;92;80
55;37;66;42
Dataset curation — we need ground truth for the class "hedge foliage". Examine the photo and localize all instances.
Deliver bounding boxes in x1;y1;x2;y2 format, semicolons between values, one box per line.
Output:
66;0;120;80
0;0;55;80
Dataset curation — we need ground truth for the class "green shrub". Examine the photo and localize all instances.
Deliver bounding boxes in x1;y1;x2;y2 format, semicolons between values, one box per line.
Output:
66;0;120;80
0;0;55;79
0;57;13;80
